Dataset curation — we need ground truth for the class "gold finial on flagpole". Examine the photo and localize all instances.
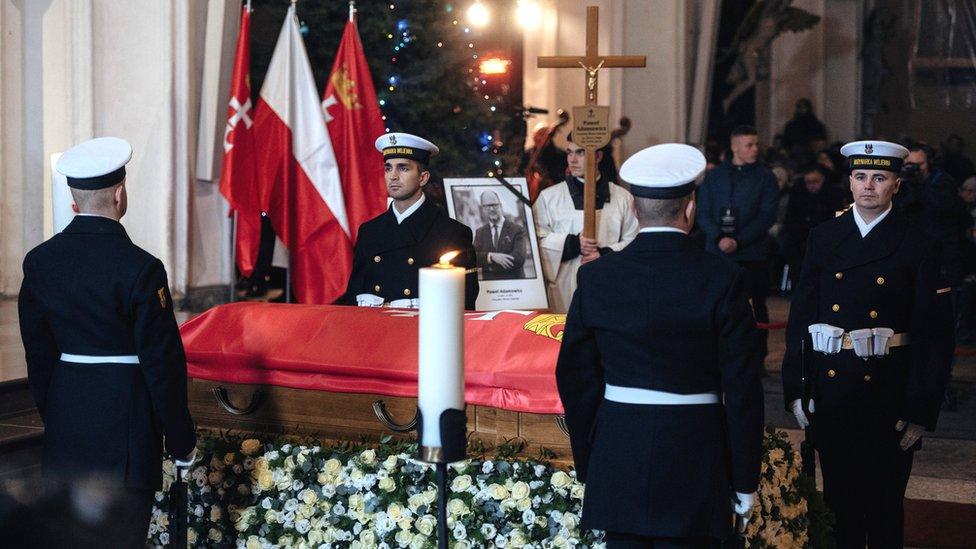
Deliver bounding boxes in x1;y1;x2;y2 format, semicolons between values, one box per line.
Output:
349;0;357;22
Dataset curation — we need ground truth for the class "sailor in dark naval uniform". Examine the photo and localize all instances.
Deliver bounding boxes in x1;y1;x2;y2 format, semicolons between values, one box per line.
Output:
336;132;478;309
782;140;954;548
18;137;196;547
557;144;764;548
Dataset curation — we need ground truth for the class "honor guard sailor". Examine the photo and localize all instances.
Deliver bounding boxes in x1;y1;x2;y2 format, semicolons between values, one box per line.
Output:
336;133;478;309
557;144;763;547
18;137;197;547
782;140;955;548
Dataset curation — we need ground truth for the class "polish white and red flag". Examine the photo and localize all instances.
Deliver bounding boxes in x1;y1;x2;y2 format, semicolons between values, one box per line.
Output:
322;9;387;243
252;5;351;304
218;5;260;277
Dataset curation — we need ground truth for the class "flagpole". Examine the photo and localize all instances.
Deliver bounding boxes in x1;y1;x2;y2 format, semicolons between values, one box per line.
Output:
246;0;251;12
230;211;238;303
349;0;356;22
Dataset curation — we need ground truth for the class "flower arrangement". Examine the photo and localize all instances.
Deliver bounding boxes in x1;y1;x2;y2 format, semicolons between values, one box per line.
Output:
743;427;833;548
149;429;830;548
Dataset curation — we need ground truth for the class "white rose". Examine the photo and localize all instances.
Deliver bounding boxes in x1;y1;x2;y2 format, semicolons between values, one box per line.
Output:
422;489;438;505
308;529;325;544
416;515;436;536
325;458;342;474
510;481;531;500
451;475;473;492
245;536;262;549
551;471;572;489
395;530;414;546
408;493;426;511
480;523;497;539
264;509;278;523
447;498;469;517
570;484;585;500
522;509;536;525
361;449;377;465
351;468;365;482
397;517;413;531
510;529;528;546
301;488;318;505
454;541;471;549
409;535;428;549
360;530;378;546
516;498;533;512
388;503;404;520
560;512;579;531
208;528;223;542
384;454;399;470
452;523;467;540
488;483;510;500
379;477;396;492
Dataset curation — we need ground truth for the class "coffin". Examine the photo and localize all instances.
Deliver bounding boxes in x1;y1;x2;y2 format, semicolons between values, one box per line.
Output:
181;303;572;461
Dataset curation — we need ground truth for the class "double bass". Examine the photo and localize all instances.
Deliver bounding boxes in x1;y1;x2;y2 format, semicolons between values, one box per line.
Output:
523;110;569;202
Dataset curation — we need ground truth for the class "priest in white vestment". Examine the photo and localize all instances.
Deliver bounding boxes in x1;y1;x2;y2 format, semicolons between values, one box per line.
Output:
533;135;639;312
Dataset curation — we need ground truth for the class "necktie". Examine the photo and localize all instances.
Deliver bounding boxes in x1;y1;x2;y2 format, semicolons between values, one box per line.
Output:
492;225;499;249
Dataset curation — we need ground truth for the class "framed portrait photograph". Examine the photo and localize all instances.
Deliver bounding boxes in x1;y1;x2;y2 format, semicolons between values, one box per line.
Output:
443;178;549;311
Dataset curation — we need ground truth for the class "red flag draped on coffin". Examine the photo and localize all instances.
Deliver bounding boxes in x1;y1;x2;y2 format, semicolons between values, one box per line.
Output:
180;304;565;414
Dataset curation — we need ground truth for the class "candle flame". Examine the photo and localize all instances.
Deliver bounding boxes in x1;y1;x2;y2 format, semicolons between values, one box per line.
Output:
438;250;460;265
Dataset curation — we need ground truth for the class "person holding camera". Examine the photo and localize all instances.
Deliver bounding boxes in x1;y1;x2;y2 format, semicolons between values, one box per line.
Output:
696;125;780;371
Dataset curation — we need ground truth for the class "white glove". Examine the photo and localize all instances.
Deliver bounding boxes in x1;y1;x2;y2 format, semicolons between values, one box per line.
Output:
895;420;925;450
733;492;756;523
174;448;197;468
790;398;814;429
355;293;385;307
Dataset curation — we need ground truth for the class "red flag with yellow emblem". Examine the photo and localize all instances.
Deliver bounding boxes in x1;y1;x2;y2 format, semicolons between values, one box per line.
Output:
321;13;387;244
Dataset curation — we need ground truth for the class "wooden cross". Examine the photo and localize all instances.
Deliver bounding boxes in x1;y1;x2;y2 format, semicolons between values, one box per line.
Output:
538;6;646;239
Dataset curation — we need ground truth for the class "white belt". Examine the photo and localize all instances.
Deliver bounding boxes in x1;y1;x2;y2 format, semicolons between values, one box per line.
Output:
60;353;139;364
604;384;721;405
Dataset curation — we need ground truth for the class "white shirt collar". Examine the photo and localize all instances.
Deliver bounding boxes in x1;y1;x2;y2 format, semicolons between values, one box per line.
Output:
852;203;892;237
392;193;425;224
639;226;688;234
75;213;118;221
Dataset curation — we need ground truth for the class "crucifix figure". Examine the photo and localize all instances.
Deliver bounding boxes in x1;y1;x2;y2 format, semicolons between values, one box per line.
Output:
538;6;646;238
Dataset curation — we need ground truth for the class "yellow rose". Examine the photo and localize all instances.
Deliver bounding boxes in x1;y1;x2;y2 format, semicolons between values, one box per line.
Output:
241;438;262;456
317;471;332;484
246;536;262;549
510;481;530;500
379;477;396;492
551;471;572;489
223;452;235;465
451;474;473;492
210;506;223;522
208;470;224;485
349;493;365;511
395;530;414;546
157;513;169;528
325;458;342;474
488;483;510;500
257;469;273;490
254;457;269;472
570;484;585;500
208;528;223;542
416;515;436;536
360;449;377;464
187;528;198;545
301;489;317;505
283;456;296;470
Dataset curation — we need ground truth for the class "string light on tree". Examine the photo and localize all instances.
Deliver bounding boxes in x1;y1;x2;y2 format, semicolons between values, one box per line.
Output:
466;1;490;27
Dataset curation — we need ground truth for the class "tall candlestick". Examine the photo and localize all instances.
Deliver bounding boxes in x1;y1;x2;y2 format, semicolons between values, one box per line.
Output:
418;252;465;451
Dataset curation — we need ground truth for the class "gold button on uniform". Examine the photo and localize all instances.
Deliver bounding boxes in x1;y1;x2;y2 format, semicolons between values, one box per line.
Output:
864;375;872;382
827;370;836;378
876;276;885;285
403;289;411;296
869;310;878;319
374;285;381;292
407;258;415;265
835;272;844;280
832;304;840;312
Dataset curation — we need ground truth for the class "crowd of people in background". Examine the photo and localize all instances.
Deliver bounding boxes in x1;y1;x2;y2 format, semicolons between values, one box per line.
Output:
698;98;976;347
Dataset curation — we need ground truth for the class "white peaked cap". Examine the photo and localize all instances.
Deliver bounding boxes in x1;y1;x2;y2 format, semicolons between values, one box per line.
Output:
620;143;706;199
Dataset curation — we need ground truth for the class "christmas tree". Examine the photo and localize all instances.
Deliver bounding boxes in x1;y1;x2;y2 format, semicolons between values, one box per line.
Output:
249;0;519;181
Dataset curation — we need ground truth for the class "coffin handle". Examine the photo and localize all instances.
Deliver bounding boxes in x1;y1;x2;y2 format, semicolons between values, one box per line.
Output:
555;415;570;437
212;386;265;416
372;400;418;433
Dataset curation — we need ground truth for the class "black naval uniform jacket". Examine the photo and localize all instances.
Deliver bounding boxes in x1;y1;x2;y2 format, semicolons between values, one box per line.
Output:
782;209;955;430
556;231;764;538
18;216;196;490
336;198;479;309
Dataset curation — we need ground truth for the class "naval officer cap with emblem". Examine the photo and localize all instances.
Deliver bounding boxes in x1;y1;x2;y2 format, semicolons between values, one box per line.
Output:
55;137;133;189
375;133;440;166
840;140;909;174
619;143;707;198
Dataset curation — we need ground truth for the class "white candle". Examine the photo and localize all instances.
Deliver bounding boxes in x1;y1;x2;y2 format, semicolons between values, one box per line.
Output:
418;251;465;448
